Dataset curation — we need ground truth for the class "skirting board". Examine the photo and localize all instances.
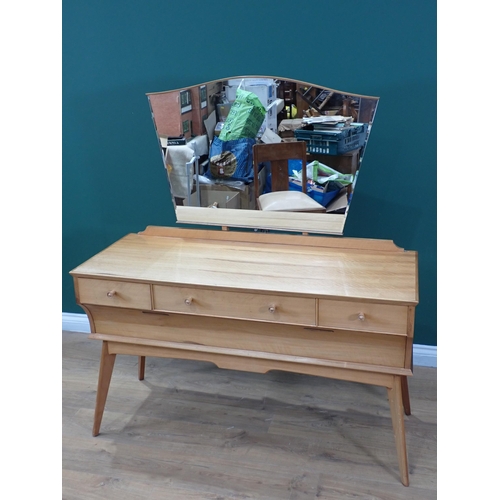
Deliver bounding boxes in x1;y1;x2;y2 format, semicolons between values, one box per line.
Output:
62;312;437;368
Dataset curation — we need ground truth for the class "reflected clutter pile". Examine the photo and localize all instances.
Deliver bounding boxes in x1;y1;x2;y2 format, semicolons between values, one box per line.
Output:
147;77;378;219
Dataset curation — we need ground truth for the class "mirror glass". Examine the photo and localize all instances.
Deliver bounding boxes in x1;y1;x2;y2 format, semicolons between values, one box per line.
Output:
147;76;378;235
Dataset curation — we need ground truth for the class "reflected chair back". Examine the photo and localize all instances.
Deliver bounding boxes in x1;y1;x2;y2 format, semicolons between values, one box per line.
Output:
252;141;308;207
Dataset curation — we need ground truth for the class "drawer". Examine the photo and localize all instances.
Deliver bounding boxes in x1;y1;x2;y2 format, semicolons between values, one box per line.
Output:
88;306;406;369
318;299;408;335
77;278;151;310
152;285;315;326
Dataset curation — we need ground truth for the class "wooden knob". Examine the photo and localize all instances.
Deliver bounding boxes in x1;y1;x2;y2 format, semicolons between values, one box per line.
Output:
106;290;116;297
268;305;276;313
185;297;193;305
358;313;365;321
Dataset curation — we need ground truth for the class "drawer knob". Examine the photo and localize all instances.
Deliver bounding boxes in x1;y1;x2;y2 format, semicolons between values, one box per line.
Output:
185;297;193;305
358;313;365;322
106;290;116;297
268;305;277;313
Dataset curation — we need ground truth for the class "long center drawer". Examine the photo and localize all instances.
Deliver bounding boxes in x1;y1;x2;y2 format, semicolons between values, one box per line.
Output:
152;284;316;326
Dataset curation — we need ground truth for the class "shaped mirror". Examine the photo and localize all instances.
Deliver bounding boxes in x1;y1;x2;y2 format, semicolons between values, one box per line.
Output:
147;76;378;235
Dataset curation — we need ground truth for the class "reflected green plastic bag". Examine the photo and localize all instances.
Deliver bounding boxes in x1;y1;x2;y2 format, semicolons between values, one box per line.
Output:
219;88;266;141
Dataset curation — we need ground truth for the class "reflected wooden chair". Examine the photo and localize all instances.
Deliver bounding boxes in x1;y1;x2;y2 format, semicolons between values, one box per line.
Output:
252;141;325;212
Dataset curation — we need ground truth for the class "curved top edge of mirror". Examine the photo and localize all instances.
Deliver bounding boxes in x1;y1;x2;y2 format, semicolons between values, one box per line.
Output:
145;74;380;101
146;74;379;236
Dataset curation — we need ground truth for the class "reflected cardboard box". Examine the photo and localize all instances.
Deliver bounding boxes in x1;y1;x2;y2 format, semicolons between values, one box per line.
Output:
188;168;266;210
187;187;240;209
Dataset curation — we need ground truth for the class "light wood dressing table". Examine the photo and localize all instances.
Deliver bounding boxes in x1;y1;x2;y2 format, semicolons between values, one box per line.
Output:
70;225;418;486
71;75;419;486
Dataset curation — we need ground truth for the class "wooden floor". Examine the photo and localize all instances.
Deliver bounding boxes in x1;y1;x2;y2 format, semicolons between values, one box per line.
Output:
62;331;436;499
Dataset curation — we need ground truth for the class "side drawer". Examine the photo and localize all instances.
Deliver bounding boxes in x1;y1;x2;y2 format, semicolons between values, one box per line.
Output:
318;299;408;335
77;278;151;310
152;285;315;326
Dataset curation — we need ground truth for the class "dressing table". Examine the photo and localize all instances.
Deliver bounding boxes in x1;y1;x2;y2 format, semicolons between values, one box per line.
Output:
70;76;419;486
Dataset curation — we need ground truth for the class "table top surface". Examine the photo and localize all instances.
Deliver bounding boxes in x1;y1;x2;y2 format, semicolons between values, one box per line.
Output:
71;230;418;305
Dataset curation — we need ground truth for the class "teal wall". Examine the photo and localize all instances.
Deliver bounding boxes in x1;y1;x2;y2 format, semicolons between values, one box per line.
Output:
63;0;437;346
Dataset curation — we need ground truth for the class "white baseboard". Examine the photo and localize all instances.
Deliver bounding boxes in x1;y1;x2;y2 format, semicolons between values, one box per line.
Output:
62;312;436;368
412;344;437;368
63;312;91;334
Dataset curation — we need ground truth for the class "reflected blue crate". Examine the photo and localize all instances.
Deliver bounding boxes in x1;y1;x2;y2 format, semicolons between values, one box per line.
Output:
288;178;340;207
294;123;367;155
288;159;303;175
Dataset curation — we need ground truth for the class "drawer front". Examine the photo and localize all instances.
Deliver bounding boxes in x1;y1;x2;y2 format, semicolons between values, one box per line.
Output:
89;306;406;369
152;285;315;326
318;299;408;335
77;278;151;310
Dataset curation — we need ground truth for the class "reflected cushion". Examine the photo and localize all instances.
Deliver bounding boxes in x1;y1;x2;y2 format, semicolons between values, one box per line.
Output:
258;191;326;212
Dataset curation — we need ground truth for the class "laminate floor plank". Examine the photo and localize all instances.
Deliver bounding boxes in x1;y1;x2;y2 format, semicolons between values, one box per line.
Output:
62;331;436;499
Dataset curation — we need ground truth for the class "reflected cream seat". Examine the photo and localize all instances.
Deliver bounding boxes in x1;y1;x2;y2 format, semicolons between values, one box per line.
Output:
253;141;325;213
257;190;325;212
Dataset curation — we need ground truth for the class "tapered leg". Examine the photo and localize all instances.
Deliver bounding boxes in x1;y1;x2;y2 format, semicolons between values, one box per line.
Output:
401;376;411;416
93;341;116;437
138;356;146;380
387;376;409;486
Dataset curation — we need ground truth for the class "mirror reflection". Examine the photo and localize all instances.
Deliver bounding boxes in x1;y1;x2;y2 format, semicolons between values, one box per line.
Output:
147;76;378;230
